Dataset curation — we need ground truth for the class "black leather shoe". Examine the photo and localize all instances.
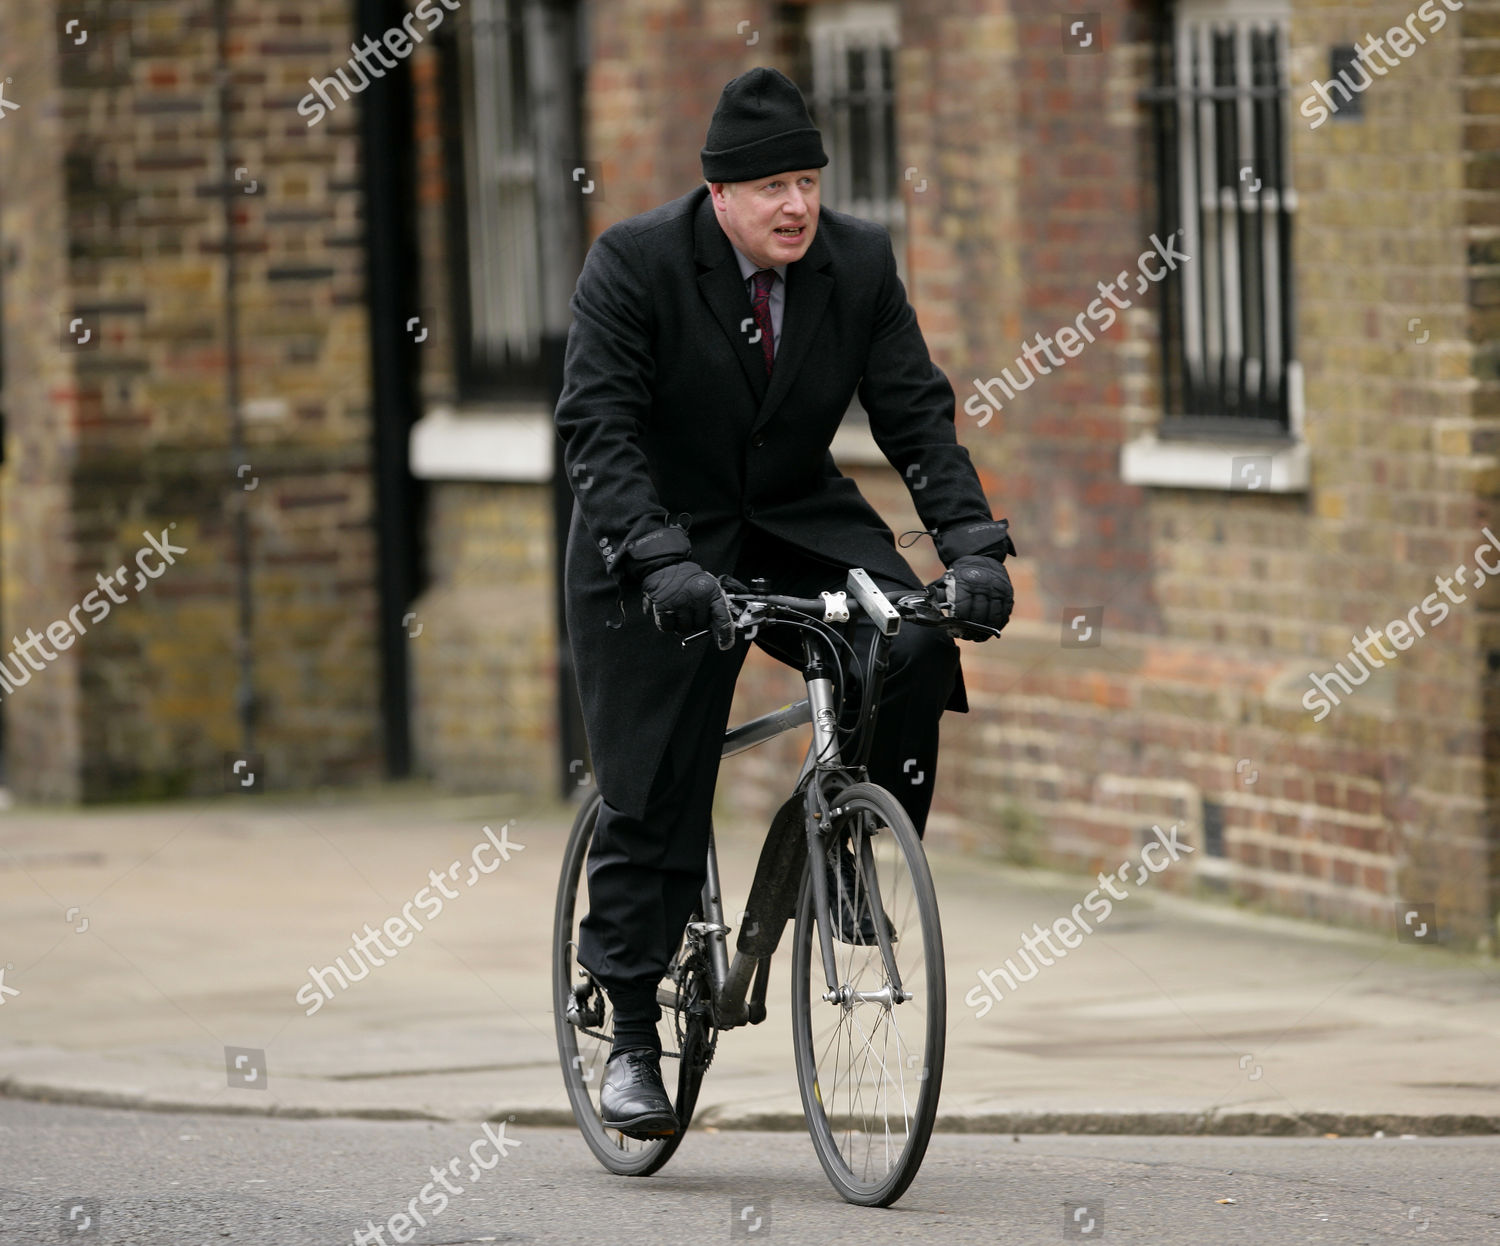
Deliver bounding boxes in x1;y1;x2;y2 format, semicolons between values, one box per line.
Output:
826;842;897;946
600;1047;677;1139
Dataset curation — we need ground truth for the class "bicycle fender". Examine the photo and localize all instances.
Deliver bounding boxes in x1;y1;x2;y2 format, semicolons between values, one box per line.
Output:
737;790;808;958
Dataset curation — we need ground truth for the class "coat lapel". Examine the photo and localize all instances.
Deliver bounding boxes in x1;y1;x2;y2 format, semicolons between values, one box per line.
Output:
692;190;834;430
753;229;832;435
695;194;770;408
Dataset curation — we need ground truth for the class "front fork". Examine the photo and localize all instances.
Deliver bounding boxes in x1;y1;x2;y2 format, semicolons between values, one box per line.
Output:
799;642;905;1006
803;668;845;1000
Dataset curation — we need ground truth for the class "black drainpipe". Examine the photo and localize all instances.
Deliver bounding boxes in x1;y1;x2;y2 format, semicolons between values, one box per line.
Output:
356;0;423;778
526;0;590;799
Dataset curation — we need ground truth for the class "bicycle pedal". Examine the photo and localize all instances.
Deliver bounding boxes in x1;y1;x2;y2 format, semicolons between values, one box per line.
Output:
567;981;604;1028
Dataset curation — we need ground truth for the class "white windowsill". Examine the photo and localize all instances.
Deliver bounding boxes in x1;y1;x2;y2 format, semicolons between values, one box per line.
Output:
412;402;895;480
1120;434;1309;493
409;405;554;482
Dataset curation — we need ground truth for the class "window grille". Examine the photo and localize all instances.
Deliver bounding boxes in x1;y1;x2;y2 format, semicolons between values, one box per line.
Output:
1141;0;1297;435
806;3;905;250
443;0;545;398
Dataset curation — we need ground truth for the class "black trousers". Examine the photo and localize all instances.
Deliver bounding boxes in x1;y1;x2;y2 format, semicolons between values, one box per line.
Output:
574;528;960;1026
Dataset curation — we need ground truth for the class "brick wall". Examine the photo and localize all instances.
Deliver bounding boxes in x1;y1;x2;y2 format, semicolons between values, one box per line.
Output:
1467;1;1500;953
408;482;557;792
0;2;82;799
1;0;384;798
589;0;780;217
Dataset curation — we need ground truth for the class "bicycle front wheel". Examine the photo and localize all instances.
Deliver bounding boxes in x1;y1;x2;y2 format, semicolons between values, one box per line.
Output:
790;781;945;1206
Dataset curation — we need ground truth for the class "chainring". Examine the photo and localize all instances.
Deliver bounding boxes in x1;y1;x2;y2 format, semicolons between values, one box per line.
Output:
671;927;719;1078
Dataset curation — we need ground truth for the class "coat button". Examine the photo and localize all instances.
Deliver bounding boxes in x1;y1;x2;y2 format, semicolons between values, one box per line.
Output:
743;504;756;518
750;433;765;448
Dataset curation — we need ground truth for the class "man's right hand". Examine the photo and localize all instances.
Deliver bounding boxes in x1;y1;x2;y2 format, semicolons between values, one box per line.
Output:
640;562;736;650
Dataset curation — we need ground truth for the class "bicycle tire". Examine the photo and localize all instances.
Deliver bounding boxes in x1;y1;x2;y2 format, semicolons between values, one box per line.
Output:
789;781;946;1206
552;789;708;1175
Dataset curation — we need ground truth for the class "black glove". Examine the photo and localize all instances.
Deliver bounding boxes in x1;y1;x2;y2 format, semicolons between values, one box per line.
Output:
640;561;736;650
932;554;1013;638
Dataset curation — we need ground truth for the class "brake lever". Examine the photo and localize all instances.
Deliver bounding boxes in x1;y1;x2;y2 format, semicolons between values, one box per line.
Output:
897;589;1002;641
947;619;1003;641
895;592;947;626
734;601;763;641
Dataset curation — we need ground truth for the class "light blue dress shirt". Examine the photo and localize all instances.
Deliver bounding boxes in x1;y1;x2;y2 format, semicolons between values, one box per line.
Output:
730;246;787;358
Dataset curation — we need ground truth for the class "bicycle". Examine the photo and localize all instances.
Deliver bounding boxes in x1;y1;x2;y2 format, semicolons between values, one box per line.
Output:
552;567;1000;1206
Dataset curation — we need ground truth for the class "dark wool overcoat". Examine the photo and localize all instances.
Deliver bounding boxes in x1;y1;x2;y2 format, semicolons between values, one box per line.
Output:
555;184;1001;821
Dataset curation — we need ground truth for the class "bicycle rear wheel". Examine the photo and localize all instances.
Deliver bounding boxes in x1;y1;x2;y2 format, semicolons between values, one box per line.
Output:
789;781;945;1206
553;790;709;1175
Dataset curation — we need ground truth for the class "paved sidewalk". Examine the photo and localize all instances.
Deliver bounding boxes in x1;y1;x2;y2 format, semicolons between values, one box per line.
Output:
1;785;1497;1134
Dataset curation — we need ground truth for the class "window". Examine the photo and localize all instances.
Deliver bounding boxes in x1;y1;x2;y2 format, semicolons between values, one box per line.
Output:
778;2;903;448
1142;0;1298;437
438;0;545;401
797;2;906;276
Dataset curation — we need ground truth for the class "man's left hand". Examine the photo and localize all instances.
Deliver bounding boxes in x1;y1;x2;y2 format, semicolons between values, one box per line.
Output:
931;555;1013;637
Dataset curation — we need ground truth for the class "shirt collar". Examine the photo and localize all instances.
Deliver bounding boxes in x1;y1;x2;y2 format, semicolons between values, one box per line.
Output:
730;245;787;286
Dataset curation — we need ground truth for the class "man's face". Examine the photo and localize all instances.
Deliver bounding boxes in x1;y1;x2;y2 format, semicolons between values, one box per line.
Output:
709;169;821;269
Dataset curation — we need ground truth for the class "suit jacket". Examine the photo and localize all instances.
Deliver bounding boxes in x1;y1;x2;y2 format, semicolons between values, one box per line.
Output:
555;184;1002;820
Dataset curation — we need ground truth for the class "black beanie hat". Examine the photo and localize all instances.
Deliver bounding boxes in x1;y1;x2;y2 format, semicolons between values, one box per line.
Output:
701;67;829;183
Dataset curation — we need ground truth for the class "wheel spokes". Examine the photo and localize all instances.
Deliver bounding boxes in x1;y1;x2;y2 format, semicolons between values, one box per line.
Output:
808;816;929;1184
817;994;918;1168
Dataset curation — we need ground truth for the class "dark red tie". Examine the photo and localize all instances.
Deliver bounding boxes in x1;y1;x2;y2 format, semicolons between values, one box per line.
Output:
750;268;775;374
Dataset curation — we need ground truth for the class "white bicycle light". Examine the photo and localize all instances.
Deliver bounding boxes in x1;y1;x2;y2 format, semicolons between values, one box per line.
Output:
846;568;900;636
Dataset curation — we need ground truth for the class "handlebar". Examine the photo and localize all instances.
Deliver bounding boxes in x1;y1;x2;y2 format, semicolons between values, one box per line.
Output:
722;569;1002;643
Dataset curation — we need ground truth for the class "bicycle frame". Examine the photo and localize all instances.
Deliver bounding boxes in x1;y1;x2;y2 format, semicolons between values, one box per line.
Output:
664;571;907;1029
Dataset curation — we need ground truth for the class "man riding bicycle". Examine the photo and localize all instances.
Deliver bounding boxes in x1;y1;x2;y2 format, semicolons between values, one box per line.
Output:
554;66;1016;1140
